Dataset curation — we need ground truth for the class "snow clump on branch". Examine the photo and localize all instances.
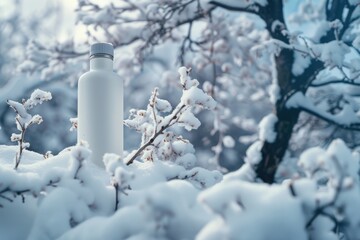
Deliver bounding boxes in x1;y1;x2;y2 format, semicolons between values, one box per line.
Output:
124;67;216;166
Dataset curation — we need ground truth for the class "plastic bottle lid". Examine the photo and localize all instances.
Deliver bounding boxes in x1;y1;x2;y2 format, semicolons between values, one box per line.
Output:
90;43;114;59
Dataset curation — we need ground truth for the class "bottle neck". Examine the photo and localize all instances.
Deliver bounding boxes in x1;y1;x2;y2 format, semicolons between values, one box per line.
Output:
90;57;113;71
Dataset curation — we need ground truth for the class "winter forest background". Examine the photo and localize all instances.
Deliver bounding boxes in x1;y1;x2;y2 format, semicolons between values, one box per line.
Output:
1;0;360;239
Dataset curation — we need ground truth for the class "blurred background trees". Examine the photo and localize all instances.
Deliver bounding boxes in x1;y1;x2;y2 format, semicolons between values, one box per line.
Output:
1;0;360;179
0;0;78;154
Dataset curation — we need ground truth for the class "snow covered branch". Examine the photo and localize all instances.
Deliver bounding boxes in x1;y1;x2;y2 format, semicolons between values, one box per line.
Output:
208;0;264;14
310;78;360;87
125;67;216;165
286;91;360;131
7;89;52;169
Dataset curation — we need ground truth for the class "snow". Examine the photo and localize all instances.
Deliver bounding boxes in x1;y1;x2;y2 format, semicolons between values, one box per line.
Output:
286;91;309;109
198;181;307;240
177;108;201;131
309;216;338;240
1;137;360;239
258;113;278;142
244;141;263;165
172;139;195;155
7;100;29;120
2;0;360;238
286;91;360;126
57;206;147;240
292;51;311;76
0;197;37;240
298;147;328;178
327;139;360;182
181;86;217;110
175;153;196;169
0;143;220;239
295;138;360;238
23;89;52;110
353;36;360;50
268;81;280;104
223;163;256;182
155;98;172;113
311;21;331;43
223;135;235;148
28;187;92;240
290;178;317;209
69;117;78;131
315;41;350;68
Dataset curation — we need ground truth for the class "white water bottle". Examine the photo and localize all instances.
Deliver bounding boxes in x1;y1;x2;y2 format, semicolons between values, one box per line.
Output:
77;43;123;167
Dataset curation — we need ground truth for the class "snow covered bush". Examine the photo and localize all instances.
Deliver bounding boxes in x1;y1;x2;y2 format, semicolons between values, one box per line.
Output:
197;138;360;240
17;0;360;180
1;129;360;239
0;68;222;239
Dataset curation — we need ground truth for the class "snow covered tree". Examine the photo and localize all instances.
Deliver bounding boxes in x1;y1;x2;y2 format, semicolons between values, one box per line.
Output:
21;0;360;183
3;1;360;239
233;0;360;183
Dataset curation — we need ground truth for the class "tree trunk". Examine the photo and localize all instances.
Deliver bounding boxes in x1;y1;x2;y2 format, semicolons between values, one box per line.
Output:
255;46;299;183
256;108;300;183
253;0;327;183
210;0;336;183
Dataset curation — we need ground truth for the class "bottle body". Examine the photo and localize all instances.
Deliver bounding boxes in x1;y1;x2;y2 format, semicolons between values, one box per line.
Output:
77;57;123;167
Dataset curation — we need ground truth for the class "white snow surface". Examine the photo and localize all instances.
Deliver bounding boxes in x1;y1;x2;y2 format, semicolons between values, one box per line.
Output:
197;181;307;240
0;144;221;240
1;138;360;239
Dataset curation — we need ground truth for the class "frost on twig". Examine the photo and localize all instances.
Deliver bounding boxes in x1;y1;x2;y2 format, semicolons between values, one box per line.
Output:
69;117;78;131
125;67;216;166
7;89;52;170
69;141;91;179
103;153;134;211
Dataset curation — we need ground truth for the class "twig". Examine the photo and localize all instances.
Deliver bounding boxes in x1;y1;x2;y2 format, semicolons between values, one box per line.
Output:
126;104;187;165
0;194;14;203
113;182;119;211
208;1;261;14
14;118;25;170
306;156;346;228
149;88;159;132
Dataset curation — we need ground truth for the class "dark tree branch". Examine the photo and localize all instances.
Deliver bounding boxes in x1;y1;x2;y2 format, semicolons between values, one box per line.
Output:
208;1;261;14
311;78;360;87
297;105;360;131
113;182;119;211
339;4;356;38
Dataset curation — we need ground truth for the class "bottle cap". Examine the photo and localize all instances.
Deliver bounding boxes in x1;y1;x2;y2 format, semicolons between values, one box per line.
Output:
90;43;114;59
